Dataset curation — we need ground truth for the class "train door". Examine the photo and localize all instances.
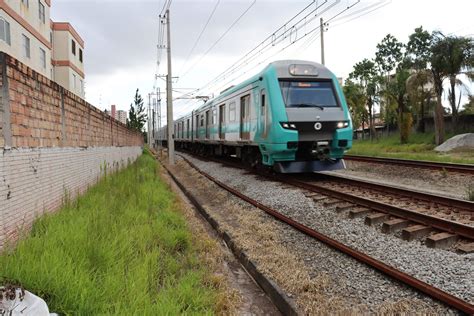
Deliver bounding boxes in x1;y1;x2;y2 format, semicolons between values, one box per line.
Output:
260;89;267;138
195;114;199;139
186;119;190;139
240;95;250;140
205;110;210;139
219;104;225;139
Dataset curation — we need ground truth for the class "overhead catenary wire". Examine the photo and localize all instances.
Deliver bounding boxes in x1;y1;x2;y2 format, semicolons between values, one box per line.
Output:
210;1;387;94
187;0;341;96
175;0;336;100
178;0;221;76
173;0;388;103
179;0;257;78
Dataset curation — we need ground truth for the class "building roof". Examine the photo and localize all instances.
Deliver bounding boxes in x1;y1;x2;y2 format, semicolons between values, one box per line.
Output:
51;21;84;48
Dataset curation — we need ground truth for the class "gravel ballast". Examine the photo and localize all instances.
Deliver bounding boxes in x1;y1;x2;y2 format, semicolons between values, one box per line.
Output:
180;153;473;312
337;160;474;200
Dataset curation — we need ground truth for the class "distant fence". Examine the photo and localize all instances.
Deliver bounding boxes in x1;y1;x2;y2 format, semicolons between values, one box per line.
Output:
0;52;143;249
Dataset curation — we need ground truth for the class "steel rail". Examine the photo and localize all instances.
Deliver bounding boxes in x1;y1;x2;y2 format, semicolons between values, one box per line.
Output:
181;153;474;239
312;173;474;213
344;155;474;174
281;176;474;240
176;154;474;315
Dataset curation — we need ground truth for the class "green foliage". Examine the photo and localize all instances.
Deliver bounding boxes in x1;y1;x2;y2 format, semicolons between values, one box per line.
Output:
375;34;404;74
349;133;474;164
343;79;367;129
0;151;219;314
406;26;433;70
431;33;474;115
127;89;147;132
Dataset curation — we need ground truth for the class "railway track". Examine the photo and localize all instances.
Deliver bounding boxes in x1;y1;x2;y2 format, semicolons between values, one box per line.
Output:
344;154;474;174
181;152;474;246
282;173;474;251
167;153;474;315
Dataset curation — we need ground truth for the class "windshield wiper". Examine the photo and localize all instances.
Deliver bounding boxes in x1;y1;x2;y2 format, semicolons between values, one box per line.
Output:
291;103;325;110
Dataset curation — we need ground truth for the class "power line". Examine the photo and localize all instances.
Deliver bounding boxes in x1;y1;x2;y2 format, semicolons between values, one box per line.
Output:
187;0;339;96
179;0;257;78
174;0;330;100
178;0;221;76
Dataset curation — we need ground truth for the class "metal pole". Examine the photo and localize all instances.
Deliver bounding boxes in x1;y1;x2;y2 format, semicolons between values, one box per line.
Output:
157;87;161;152
320;17;325;65
166;9;175;165
148;93;152;146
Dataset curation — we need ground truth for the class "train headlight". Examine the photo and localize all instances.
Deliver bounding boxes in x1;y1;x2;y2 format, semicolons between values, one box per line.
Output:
337;121;349;129
280;122;297;130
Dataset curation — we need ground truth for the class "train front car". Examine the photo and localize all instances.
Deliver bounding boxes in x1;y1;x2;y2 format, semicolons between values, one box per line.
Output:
260;60;353;173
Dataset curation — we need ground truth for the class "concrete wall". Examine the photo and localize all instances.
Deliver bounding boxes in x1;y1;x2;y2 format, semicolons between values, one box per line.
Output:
0;52;143;248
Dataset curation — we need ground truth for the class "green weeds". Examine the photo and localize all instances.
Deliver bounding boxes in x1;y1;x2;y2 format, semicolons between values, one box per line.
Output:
349;133;474;164
0;150;220;314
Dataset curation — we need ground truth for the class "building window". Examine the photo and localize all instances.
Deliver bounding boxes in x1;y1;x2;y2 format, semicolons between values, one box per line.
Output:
22;35;30;58
38;1;45;23
21;0;29;7
80;79;84;95
79;48;83;63
39;48;46;69
72;73;76;89
71;39;76;55
0;18;11;45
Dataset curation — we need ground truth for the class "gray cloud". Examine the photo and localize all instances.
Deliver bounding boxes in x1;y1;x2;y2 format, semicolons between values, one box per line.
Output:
51;0;310;76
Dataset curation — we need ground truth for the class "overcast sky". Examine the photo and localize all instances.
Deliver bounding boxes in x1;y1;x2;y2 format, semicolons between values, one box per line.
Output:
51;0;474;121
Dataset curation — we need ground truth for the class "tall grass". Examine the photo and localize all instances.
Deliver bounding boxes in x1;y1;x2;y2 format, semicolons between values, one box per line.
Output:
0;150;219;314
349;133;474;164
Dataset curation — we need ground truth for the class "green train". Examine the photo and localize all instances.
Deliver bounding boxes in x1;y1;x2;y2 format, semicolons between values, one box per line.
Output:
158;60;353;173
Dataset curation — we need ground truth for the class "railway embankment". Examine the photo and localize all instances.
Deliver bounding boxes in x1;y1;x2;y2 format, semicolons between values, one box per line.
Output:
0;150;241;314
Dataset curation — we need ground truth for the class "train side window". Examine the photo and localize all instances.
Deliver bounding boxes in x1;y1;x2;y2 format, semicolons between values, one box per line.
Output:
229;101;236;121
200;115;204;127
212;109;217;124
261;91;266;115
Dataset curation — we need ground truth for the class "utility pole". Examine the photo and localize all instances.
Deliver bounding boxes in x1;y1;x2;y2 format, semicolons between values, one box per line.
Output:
148;94;152;146
320;17;325;65
165;9;175;165
157;87;161;152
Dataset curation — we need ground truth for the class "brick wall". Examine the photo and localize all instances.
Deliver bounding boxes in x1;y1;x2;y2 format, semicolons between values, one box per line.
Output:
0;53;144;249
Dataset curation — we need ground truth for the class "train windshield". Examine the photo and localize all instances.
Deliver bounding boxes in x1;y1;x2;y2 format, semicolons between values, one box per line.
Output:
279;80;339;109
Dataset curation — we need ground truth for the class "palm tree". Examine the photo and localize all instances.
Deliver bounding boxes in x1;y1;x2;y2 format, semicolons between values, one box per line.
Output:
406;69;434;132
431;32;474;142
349;59;379;140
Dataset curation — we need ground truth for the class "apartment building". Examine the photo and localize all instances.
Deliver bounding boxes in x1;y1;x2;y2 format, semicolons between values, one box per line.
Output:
0;0;85;98
116;110;127;125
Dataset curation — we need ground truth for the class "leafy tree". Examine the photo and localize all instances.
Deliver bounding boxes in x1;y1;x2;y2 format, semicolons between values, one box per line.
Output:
127;89;147;132
406;27;434;132
349;59;379;140
375;34;413;143
343;79;367;135
375;34;404;74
